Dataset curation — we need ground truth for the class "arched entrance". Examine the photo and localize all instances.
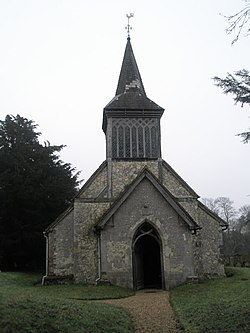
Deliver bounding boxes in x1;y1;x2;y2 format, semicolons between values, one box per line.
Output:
133;222;164;290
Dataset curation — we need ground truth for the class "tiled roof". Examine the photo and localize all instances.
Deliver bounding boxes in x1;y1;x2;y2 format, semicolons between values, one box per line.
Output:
105;91;163;110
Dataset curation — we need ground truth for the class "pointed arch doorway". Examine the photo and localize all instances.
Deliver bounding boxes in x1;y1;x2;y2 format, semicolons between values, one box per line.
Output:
132;222;164;290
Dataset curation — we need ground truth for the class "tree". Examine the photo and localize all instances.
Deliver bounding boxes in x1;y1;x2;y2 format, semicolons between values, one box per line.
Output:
0;114;80;270
215;197;237;227
223;0;250;45
223;205;250;263
200;197;220;215
214;2;250;143
213;70;250;143
201;197;237;228
238;205;250;233
202;197;250;264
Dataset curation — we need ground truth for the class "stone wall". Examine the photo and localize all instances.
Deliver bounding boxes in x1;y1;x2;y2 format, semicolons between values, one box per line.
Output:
48;210;74;276
100;178;195;289
110;159;160;198
109;159;198;200
79;163;108;199
161;162;196;198
47;158;225;287
48;163;110;282
197;206;225;277
73;200;110;283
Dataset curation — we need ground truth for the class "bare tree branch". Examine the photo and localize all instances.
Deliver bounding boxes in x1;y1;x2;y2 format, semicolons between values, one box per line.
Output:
222;0;250;44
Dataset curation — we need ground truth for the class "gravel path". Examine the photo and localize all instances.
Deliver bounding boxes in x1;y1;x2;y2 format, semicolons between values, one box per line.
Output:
102;290;182;333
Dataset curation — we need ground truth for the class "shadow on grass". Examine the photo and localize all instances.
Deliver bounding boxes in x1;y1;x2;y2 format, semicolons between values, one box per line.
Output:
0;272;134;333
170;267;250;333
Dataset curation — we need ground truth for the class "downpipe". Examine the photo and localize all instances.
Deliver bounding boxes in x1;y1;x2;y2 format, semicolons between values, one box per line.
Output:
95;230;101;284
42;231;49;285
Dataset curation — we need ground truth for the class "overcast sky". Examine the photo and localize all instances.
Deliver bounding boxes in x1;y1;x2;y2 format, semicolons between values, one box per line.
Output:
0;0;249;210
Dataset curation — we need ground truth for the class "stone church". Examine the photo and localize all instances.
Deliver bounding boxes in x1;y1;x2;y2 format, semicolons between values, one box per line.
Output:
44;36;227;290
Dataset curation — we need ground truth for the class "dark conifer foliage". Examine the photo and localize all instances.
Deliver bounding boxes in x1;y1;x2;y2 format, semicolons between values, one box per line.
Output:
0;114;79;270
213;69;250;143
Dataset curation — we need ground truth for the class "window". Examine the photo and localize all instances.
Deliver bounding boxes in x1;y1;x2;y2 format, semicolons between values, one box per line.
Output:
111;118;159;158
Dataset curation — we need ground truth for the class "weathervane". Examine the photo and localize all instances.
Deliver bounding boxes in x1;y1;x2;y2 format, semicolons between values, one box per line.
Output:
126;13;134;38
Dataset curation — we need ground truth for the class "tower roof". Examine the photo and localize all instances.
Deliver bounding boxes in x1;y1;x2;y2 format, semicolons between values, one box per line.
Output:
102;37;164;132
104;38;164;111
115;37;146;96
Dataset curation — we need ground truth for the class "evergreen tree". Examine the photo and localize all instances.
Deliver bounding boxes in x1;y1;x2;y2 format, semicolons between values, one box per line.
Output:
0;114;79;270
213;69;250;143
214;2;250;143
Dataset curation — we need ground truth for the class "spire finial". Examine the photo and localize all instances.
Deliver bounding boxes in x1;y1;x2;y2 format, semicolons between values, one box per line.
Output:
126;13;134;39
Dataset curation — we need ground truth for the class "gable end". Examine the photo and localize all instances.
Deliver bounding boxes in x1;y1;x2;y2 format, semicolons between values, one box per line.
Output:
96;168;201;231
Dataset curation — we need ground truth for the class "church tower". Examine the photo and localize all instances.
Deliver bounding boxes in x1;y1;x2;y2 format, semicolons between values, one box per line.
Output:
103;37;164;160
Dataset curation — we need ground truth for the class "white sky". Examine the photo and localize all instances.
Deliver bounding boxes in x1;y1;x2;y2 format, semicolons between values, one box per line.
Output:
0;0;249;210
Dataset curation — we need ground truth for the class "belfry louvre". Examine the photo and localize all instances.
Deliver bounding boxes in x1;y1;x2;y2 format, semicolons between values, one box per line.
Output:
111;118;160;158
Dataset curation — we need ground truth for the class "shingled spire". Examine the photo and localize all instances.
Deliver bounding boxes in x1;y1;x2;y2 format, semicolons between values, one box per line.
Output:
115;37;146;96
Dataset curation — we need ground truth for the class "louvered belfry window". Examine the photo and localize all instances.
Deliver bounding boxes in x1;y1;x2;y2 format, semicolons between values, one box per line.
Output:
111;118;159;158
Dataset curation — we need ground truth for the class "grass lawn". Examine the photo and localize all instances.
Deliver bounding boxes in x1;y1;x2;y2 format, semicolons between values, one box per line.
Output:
0;272;134;333
170;267;250;333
